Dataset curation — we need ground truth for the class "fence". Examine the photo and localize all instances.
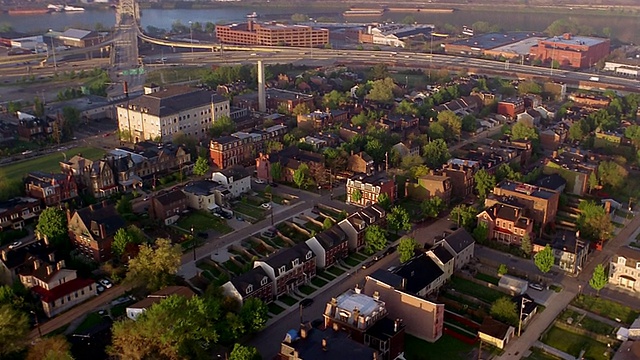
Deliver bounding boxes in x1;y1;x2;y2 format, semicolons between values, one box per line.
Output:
552;320;615;344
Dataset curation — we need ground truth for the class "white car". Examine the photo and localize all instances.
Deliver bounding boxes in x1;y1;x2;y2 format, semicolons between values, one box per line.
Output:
254;178;266;184
8;241;22;249
529;283;544;291
261;203;272;210
97;285;105;293
100;279;113;289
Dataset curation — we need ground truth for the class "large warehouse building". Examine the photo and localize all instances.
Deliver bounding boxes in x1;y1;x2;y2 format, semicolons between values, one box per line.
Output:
529;33;610;69
215;20;329;47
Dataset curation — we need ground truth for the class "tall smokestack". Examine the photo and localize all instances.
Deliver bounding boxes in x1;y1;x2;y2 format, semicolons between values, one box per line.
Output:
257;60;266;112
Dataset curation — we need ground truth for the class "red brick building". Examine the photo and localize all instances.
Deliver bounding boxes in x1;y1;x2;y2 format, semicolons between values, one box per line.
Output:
497;98;525;119
255;242;316;298
346;173;396;207
25;172;78;207
222;266;274;305
529;33;610;69
67;202;126;263
216;20;329;47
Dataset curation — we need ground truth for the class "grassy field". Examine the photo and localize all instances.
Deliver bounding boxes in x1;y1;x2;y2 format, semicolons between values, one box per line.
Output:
176;211;232;235
1;146;105;180
75;312;105;333
279;294;299;306
541;326;613;360
311;277;328;287
572;294;639;325
233;203;266;220
449;277;506;304
525;348;562;360
404;335;474;360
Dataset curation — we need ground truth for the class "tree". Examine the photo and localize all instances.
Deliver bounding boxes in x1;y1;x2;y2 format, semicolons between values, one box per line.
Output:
351;188;362;203
61;106;80;139
569;120;590;142
534;245;555;273
474;169;496;200
598;161;628;189
290;13;309;22
461;114;477;133
421;196;445;219
193;156;209;176
422;139;451;169
322;90;349;109
293;163;310;189
511;121;538;141
517;81;542;95
371;64;389;80
239;298;268;334
589;263;608;296
496;163;522;182
36;207;68;248
322;218;333;230
270;162;282;181
577;200;613;241
210;115;236;137
26;335;74;360
472;222;488;243
450;205;478;231
116;195;133;215
0;304;29;357
437;110;462;141
125;238;182;291
366;77;396;104
377;192;391;211
398;237;418;263
625;124;640;148
292;103;311;117
490;297;519;326
498;264;508;276
588;172;599;193
229;344;262;360
33;96;45;117
109;295;220;359
364;225;387;255
521;233;533;256
113;228;134;258
388;206;411;235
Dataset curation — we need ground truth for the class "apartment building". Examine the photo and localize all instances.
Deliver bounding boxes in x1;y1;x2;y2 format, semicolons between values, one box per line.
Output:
222;267;273;305
254;242;316;298
477;203;534;245
442;159;479;201
67;202;126;263
487;180;560;226
0;197;41;231
609;246;640;292
216;20;329;47
529;33;610;69
212;124;287;170
346;173;396;207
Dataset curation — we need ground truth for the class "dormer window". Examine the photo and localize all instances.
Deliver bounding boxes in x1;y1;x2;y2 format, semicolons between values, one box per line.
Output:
246;285;253;294
292;259;299;267
619;257;627;266
278;265;286;275
306;251;313;260
260;277;268;286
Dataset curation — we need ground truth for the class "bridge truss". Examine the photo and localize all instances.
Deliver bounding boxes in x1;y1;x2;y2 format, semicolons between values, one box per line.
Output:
116;0;140;26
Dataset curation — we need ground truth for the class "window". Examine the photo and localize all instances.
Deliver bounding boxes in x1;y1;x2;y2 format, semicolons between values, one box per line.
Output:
306;251;313;260
261;277;268;286
278;265;286;275
619;257;627;266
292;259;299;267
246;285;253;294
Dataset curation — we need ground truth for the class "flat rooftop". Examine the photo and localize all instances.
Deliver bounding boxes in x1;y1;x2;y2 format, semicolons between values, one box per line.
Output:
542;34;608;47
490;36;544;56
449;32;541;50
335;289;385;317
497;180;556;200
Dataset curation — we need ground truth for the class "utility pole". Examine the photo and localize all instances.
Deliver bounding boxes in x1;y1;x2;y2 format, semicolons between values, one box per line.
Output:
191;225;196;261
518;297;532;336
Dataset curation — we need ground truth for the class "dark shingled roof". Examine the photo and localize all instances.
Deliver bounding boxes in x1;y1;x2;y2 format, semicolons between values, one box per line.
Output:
154;189;187;206
283;326;376;360
431;244;454;264
1;240;55;270
444;228;475;255
366;317;404;341
368;269;404;289
264;242;314;272
75;202;126;239
536;173;567;192
230;267;271;296
392;253;444;295
124;86;226;118
315;226;348;250
479;318;512;339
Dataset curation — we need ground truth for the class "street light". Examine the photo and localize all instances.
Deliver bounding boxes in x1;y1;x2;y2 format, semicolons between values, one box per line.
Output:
30;311;42;338
191;225;196;261
189;21;193;55
518;296;533;336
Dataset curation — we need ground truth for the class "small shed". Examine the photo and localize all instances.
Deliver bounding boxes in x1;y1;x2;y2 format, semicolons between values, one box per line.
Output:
498;275;528;295
629;316;640;340
478;318;515;349
617;327;629;341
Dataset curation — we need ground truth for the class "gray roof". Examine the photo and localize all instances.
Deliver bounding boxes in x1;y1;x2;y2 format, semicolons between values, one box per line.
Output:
183;181;217;196
265;242;314;271
315;226;348;250
154;189;186;206
230;266;271;295
444;228;475;255
285;326;376;360
368;269;404;289
74;202;125;239
431;244;454;264
61;28;93;40
124;86;227;118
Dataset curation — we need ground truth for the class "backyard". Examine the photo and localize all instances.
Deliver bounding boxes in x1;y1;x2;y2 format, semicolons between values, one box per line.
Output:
571;295;639;325
233;202;266;221
404;335;474;360
449;277;506;304
0;146;105;180
175;211;233;235
541;326;615;360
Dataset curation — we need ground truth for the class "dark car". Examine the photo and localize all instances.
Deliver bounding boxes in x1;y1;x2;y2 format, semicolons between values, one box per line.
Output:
269;182;279;187
300;298;314;308
361;260;376;269
383;246;397;256
197;232;208;239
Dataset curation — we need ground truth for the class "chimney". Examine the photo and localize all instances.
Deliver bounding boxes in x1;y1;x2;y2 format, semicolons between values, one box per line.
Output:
43;235;49;246
372;291;380;300
48;253;55;262
33;259;40;270
1;249;6;262
56;259;65;270
352;307;360;325
322;338;328;351
300;326;309;339
394;318;400;332
493;205;498;217
257;60;266;113
332;322;339;331
46;265;53;275
552;150;558;159
66;208;72;223
354;284;361;294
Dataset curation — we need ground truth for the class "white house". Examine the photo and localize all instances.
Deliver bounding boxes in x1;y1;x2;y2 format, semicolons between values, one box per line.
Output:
211;166;251;199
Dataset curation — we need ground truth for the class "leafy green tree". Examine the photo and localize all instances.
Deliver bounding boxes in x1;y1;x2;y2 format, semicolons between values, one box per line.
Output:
33;96;45;117
36;207;68;248
0;173;23;202
371;64;389;80
293;163;310;189
598;161;627;189
498;264;508;276
421;196;445;219
534;245;555;273
437;110;462;141
521;233;533;256
113;228;134;258
410;165;430;180
450;205;478;230
270;162;282;181
351;188;362;203
511;121;538;141
366;77;396;104
388;206;411;235
400;154;424;171
210;115;236;137
490;297;519;326
364;225;387;255
193;156;210;176
461;114;477;133
322;90;349;109
472;222;488;243
239;298;268;334
292;103;311;117
322;218;333;230
109;295;220;359
422;139;450;169
0;304;29;357
116;195;133;215
396;100;418;116
588;172;599;193
377;192;391;211
625;125;640;148
495;163;522;182
517;81;542;95
398;237;418;263
569;120;590;142
589;264;608;296
229;344;262;360
125;238;182;291
577;200;613;241
474;169;496;200
26;335;74;360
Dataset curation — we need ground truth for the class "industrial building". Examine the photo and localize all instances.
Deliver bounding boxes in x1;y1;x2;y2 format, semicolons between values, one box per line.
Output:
529;33;610;69
357;23;434;48
215;20;329;47
445;32;540;56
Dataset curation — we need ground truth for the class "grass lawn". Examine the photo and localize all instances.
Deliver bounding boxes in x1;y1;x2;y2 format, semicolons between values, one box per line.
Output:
279;294;299;306
404;334;474;360
328;266;345;276
449;277;506;304
75;312;105;333
176;211;232;234
1;146;104;181
299;285;316;295
234;203;266;220
222;259;243;275
344;257;360;267
572;294;639;325
352;253;367;261
578;316;616;335
268;302;285;315
525;348;562;360
316;270;336;281
311;277;328;287
541;326;612;360
197;260;222;278
549;284;563;293
475;272;500;285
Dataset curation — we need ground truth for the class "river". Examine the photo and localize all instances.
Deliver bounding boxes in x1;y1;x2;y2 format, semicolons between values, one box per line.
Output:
0;6;639;44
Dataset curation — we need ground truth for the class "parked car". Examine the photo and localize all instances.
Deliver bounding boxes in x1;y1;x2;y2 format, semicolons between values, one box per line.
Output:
528;283;544;291
254;178;266;184
236;216;244;222
100;279;113;289
383;246;397;256
197;232;208;239
8;241;22;249
269;182;278;187
261;203;272;210
361;260;376;269
97;285;105;293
